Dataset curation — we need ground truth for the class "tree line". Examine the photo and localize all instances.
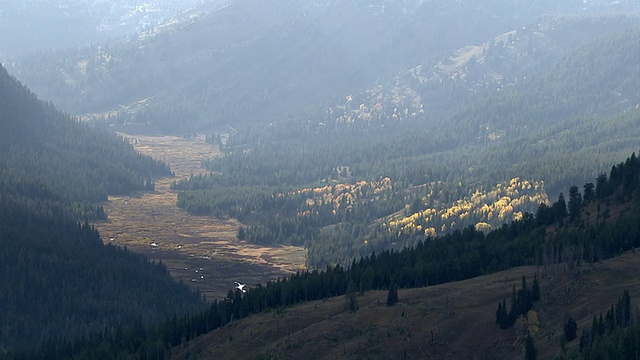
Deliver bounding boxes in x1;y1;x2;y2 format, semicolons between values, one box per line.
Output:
0;64;205;355
10;152;640;359
0;65;171;220
173;33;640;265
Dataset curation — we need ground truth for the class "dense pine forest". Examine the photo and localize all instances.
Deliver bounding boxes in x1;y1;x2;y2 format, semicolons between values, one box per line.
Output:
0;65;171;220
171;22;640;267
0;200;204;352
10;152;639;359
0;66;205;354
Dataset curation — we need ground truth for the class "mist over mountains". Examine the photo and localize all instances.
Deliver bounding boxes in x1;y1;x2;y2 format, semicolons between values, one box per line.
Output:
0;0;224;57
7;0;639;132
3;1;640;358
6;0;640;265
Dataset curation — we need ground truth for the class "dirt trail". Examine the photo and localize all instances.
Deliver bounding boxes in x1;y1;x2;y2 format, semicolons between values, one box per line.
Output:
94;134;306;300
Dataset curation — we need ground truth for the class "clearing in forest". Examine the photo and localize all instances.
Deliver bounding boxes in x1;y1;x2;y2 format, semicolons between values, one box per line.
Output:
94;134;307;300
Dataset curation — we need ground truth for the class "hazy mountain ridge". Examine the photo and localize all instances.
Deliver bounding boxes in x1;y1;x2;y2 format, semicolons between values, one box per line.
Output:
335;15;640;129
0;65;170;211
0;0;220;57
7;0;617;131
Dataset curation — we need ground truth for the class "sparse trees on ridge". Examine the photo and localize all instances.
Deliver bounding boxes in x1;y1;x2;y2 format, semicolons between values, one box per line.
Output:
496;275;540;329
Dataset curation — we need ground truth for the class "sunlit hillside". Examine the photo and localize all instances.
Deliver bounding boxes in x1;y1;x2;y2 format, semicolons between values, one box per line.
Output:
387;177;549;237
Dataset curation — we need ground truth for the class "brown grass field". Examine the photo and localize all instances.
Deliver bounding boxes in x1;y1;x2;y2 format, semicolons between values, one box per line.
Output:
93;134;306;300
171;252;640;359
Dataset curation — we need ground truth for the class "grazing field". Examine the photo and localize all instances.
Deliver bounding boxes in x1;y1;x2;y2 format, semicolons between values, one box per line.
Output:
94;134;307;300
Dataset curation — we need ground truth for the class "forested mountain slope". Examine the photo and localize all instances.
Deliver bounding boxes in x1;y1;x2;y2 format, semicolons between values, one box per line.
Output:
3;1;640;358
0;0;220;57
25;152;640;359
172;22;640;267
163;152;640;359
330;15;640;129
445;24;640;142
174;256;640;359
8;0;627;132
0;66;205;353
185;153;640;360
0;201;204;352
0;65;170;219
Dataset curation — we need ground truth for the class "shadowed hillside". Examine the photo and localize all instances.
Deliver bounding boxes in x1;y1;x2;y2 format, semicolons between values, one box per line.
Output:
25;152;640;359
171;154;640;359
0;64;205;353
171;253;640;359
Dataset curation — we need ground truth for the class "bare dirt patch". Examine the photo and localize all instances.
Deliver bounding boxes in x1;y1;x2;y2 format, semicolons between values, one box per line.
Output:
94;134;306;300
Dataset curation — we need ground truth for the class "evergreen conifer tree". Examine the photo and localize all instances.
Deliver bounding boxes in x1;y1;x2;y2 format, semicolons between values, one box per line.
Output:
386;284;398;306
525;333;537;360
564;316;577;341
568;185;583;222
531;274;540;302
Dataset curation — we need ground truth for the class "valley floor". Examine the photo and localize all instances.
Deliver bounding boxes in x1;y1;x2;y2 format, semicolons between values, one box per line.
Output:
93;134;307;300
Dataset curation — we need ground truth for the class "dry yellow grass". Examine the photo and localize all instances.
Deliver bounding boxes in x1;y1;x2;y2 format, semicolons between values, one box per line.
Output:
171;252;640;360
93;134;306;300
